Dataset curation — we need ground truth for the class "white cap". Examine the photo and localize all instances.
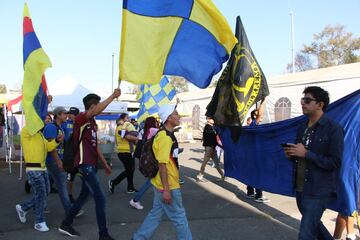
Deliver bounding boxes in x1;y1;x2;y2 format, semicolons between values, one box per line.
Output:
158;104;176;123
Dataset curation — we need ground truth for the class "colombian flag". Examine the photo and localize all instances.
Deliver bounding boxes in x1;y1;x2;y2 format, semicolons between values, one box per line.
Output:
22;3;51;135
119;0;237;89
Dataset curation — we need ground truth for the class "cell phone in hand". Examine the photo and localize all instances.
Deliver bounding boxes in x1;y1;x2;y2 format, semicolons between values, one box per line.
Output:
280;143;292;148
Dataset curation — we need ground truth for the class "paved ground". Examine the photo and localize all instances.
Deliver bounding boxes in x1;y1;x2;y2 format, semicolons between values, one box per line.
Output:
0;141;344;240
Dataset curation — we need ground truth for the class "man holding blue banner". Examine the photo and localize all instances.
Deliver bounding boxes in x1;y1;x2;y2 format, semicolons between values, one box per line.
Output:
283;86;344;240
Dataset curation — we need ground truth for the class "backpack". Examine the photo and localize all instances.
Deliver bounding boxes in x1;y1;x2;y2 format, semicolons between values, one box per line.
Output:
138;135;158;178
63;123;89;174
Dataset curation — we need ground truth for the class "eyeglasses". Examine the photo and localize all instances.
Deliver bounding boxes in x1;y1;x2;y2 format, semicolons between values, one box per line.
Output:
301;97;317;104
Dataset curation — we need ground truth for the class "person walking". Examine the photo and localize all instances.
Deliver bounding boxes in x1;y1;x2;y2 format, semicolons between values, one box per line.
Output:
133;104;192;240
16;126;62;232
283;86;344;240
196;117;225;182
108;113;138;194
58;90;120;240
129;116;159;210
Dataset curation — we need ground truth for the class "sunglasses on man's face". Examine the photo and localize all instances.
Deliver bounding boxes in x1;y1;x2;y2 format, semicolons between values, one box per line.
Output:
301;97;317;104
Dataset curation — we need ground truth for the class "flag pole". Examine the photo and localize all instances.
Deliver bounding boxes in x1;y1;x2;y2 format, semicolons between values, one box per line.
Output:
290;10;295;73
111;53;115;92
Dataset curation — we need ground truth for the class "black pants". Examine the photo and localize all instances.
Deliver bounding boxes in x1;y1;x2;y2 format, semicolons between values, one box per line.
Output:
247;186;263;198
112;153;135;190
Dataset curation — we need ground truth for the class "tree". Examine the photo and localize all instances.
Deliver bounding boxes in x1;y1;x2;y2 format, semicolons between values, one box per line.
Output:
287;24;360;72
169;76;189;93
286;52;314;72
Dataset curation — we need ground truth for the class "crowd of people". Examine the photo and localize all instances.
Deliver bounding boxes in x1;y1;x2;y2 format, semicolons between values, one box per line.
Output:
14;86;358;240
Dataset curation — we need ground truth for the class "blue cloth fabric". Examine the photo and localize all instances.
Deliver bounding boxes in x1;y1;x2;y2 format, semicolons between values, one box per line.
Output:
221;90;360;216
43;122;64;164
133;179;152;202
46;160;71;212
20;170;50;223
62;165;108;237
133;187;192;240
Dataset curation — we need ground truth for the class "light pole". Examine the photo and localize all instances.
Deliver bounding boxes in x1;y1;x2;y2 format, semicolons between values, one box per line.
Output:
111;53;115;92
290;10;295;73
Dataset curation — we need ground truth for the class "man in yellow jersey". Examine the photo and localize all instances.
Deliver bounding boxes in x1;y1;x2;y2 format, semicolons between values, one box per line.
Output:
133;104;192;240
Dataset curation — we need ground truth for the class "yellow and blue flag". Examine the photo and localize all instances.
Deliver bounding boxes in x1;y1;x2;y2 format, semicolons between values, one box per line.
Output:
137;76;176;123
120;0;237;89
22;3;52;135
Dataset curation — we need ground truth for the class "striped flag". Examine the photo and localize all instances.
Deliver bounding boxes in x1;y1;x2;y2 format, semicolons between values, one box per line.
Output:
22;3;52;135
137;76;176;124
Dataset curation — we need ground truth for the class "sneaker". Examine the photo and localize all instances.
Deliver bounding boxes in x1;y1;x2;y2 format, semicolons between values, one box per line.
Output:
196;174;207;182
129;199;144;210
16;204;26;223
255;196;270;203
179;179;185;185
216;176;226;182
59;224;80;237
108;180;114;194
34;222;49;232
99;234;115;240
246;193;255;199
75;209;85;218
127;188;138;194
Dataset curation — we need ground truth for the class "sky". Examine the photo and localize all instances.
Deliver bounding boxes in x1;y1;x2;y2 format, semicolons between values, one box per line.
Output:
0;0;359;95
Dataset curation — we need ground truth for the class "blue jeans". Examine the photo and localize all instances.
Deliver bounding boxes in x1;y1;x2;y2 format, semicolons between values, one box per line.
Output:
134;179;152;202
133;187;192;240
46;160;71;212
62;165;108;237
20;170;50;223
296;192;334;240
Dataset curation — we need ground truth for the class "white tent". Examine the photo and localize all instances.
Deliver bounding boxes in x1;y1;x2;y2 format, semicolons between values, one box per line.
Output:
176;62;360;128
49;76;127;113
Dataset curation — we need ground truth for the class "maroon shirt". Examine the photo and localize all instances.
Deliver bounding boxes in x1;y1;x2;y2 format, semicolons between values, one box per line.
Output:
73;112;98;167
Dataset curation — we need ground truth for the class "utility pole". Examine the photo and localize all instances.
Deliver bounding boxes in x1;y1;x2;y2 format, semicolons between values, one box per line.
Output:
111;53;115;92
290;10;295;73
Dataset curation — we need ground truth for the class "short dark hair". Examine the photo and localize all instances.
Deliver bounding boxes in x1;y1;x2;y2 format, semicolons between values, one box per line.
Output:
303;86;330;111
119;113;128;120
83;94;101;110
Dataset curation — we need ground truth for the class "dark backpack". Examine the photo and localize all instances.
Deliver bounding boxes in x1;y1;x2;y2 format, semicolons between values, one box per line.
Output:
63;123;89;174
138;135;158;178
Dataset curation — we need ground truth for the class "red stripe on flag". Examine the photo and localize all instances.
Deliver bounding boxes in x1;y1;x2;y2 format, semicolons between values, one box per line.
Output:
41;75;48;95
23;17;34;36
7;95;23;112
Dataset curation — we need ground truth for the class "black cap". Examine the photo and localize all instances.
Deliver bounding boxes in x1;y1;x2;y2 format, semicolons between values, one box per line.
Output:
68;107;80;115
83;93;101;107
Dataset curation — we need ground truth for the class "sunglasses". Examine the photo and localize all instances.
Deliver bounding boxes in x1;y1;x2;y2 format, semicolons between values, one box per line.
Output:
301;97;317;104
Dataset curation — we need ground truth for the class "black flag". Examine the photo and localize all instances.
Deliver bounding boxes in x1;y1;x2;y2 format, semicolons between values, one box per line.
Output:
206;16;269;126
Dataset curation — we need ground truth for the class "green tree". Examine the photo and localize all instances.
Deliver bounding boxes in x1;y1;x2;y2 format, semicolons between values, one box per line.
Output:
302;24;360;68
169;76;189;93
287;25;360;72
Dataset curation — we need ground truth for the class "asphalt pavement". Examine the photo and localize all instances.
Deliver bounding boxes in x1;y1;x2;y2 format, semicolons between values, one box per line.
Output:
0;142;341;240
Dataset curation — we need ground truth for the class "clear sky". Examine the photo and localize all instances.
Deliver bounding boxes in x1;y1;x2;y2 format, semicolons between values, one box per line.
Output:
0;0;359;94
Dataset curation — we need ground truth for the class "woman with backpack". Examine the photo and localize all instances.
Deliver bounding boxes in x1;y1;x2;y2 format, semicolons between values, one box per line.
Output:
129;116;159;210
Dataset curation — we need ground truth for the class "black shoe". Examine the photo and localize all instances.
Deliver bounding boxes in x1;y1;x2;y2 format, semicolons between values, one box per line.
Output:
25;181;31;194
127;188;138;194
108;180;114;194
99;234;115;240
58;224;80;237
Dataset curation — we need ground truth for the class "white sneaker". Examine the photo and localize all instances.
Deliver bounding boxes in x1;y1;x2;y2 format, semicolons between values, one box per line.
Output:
197;174;207;182
34;222;49;232
75;209;85;218
129;199;144;210
16;204;26;223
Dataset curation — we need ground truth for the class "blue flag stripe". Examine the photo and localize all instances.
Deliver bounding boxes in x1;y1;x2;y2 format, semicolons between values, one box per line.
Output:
23;32;42;65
